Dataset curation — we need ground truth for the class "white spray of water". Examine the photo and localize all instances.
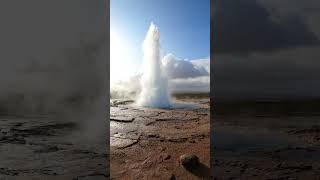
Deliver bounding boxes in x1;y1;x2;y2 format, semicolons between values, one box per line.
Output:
137;22;171;108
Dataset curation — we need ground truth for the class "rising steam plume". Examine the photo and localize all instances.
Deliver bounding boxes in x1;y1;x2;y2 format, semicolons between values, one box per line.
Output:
137;22;171;108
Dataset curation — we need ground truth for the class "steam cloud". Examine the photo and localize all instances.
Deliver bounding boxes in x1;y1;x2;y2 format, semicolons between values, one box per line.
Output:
137;23;171;108
110;53;210;98
0;0;107;143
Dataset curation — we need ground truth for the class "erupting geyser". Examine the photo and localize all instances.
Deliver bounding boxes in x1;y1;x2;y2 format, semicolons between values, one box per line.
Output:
137;22;171;108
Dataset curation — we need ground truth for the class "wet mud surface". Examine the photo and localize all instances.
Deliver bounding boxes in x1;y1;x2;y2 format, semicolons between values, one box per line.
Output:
110;98;210;180
213;112;320;180
0;116;107;180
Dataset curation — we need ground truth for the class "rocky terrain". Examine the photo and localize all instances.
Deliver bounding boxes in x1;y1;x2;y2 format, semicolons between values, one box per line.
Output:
110;97;211;180
0;115;107;180
212;101;320;180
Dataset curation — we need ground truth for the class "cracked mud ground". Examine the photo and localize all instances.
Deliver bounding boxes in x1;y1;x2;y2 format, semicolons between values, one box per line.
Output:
110;97;210;180
213;102;320;180
0;115;107;180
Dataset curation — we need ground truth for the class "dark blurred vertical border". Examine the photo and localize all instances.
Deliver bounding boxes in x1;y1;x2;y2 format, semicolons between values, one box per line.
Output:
106;0;110;178
0;0;110;179
210;0;320;179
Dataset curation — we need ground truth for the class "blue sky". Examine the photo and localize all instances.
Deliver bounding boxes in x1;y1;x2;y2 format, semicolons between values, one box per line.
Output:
110;0;210;82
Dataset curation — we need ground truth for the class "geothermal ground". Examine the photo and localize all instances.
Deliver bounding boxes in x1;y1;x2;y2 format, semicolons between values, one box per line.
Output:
0;115;107;180
110;95;210;180
213;101;320;180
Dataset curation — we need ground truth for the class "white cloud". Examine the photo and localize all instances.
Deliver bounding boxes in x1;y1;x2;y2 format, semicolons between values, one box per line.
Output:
162;53;210;93
162;54;209;79
169;76;210;93
191;57;210;74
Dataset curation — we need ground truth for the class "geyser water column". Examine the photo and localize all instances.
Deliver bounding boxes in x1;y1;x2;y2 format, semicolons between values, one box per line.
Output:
137;22;171;108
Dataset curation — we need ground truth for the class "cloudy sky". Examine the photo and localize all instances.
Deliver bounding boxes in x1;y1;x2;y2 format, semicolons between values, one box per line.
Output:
213;0;320;100
110;0;210;93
